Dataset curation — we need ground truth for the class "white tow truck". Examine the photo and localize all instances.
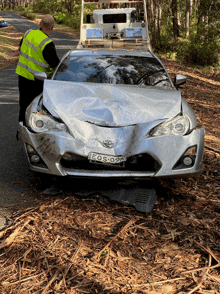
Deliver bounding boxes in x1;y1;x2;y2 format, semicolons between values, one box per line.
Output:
77;0;151;51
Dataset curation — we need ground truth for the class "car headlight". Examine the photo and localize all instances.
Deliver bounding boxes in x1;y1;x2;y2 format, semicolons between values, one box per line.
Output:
151;115;190;137
28;112;67;133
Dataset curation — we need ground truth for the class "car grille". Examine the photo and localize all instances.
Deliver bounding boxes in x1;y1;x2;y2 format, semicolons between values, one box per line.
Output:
60;153;161;172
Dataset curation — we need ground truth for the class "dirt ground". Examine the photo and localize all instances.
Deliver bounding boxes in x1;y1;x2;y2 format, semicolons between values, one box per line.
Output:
0;17;23;69
0;15;220;294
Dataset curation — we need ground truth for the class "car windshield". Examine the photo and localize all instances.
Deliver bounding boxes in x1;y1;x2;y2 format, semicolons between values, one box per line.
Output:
54;55;172;88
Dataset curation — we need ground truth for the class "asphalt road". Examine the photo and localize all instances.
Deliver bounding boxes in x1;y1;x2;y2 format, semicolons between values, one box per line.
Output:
0;11;78;228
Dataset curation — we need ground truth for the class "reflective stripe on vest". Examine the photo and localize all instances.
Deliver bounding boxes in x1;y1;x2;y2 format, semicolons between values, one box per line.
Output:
16;29;53;80
17;61;44;75
19;51;49;67
39;37;51;49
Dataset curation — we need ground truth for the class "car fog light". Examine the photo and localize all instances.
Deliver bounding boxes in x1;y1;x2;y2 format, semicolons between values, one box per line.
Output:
27;144;36;154
30;155;40;163
36;120;44;128
175;124;184;132
183;156;193;166
129;157;138;164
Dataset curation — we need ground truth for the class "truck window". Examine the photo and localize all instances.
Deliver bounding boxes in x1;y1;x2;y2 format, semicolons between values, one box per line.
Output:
131;11;136;23
103;13;126;23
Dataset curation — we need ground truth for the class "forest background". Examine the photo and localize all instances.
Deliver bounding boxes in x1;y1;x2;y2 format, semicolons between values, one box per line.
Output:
0;0;220;69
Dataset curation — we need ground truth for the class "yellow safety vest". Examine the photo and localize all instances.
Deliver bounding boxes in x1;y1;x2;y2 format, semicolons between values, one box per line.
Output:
16;29;53;81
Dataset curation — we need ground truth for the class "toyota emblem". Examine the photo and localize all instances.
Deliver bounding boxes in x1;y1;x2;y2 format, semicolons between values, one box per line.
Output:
102;140;114;148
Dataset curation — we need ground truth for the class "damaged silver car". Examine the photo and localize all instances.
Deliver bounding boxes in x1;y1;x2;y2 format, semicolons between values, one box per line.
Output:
19;49;205;178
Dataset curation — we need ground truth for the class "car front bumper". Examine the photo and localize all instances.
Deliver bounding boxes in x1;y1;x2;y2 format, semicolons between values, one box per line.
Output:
19;122;205;178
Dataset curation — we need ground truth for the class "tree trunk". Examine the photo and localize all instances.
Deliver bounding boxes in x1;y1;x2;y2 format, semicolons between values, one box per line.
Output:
146;0;151;27
156;1;162;47
151;0;157;48
190;0;193;17
171;0;179;42
186;0;190;37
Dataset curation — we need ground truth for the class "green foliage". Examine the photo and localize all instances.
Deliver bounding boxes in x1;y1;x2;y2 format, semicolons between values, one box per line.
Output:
101;250;108;256
20;12;37;21
54;12;69;24
0;5;30;11
176;32;219;66
0;2;30;12
150;1;175;52
0;6;11;11
54;13;81;30
157;51;176;61
15;6;26;11
33;0;52;14
153;0;220;66
32;0;81;29
64;16;81;30
33;0;63;14
154;24;175;53
84;3;99;15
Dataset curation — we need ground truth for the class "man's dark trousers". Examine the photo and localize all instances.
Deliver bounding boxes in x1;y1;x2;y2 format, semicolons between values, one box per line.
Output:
18;75;44;123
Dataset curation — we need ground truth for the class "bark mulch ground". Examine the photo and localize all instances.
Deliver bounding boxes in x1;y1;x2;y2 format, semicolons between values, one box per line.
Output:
0;17;219;294
0;188;219;294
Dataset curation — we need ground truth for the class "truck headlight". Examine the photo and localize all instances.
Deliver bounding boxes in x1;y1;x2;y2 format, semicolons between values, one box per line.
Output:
28;112;67;133
151;115;190;137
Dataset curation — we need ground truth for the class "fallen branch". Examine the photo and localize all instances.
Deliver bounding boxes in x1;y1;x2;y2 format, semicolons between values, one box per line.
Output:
97;219;136;258
41;269;60;294
0;219;29;249
2;272;45;287
55;239;83;291
0;227;12;239
127;277;186;287
181;263;220;275
195;241;220;264
205;144;220;154
187;254;212;294
207;273;220;283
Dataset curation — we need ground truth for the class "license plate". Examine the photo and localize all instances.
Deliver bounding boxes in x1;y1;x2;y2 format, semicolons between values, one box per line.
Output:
88;152;126;164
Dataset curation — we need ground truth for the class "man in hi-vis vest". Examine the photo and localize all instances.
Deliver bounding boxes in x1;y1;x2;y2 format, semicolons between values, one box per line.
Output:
16;14;60;123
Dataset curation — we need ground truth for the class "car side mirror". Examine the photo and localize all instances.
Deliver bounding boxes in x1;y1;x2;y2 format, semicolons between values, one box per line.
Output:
174;74;187;88
34;72;47;81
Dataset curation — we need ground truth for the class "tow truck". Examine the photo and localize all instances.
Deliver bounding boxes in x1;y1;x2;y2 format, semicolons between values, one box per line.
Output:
77;0;151;51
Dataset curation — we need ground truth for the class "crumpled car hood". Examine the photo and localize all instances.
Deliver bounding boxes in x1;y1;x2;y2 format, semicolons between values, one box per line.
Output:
43;80;181;127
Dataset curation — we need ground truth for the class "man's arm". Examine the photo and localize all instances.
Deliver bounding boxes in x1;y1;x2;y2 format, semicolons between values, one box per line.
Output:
19;37;23;51
43;42;60;69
